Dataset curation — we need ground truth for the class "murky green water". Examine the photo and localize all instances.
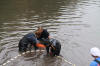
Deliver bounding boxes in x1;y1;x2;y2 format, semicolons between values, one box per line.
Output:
0;0;100;66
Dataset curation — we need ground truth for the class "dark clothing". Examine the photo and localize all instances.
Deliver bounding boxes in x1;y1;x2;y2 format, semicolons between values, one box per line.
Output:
18;33;37;52
49;38;61;56
37;29;50;50
40;38;61;56
38;29;49;40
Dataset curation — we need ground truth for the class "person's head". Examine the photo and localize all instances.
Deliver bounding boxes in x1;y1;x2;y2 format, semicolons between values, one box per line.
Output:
35;26;43;38
37;26;43;33
90;47;100;58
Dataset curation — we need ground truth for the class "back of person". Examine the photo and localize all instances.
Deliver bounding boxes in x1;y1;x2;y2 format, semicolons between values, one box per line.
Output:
41;38;61;56
18;33;37;52
49;38;61;56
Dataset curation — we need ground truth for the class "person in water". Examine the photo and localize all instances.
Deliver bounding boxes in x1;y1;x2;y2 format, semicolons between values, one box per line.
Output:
90;47;100;66
18;26;49;52
35;26;51;53
18;32;38;52
18;26;61;56
35;27;61;56
44;38;61;56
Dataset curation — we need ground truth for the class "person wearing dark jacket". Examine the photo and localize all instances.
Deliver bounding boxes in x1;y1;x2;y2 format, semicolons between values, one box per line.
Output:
18;27;50;52
39;38;61;56
35;27;55;55
18;33;38;52
46;38;61;56
35;27;61;56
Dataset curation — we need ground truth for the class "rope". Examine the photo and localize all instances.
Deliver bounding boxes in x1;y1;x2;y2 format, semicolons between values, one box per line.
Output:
2;50;76;66
57;56;76;66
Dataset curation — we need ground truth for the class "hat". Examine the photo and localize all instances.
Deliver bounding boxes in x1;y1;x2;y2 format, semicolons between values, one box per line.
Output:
90;47;100;57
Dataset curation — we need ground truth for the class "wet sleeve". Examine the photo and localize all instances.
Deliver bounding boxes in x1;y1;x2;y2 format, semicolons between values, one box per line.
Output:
30;37;37;45
31;37;38;50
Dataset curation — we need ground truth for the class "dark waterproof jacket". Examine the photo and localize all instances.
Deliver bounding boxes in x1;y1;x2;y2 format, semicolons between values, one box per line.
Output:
49;38;61;56
18;33;37;52
41;38;61;56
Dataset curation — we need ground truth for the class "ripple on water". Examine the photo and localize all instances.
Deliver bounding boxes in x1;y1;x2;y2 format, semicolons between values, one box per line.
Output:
0;0;100;66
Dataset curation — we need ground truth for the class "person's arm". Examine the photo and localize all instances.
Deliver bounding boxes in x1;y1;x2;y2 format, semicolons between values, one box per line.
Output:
31;37;38;50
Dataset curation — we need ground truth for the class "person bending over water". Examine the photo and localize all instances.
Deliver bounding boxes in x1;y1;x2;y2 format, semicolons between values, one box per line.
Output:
18;32;38;52
18;27;50;52
35;27;61;56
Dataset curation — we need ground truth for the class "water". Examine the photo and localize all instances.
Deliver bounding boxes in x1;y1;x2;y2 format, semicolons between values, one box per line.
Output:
0;0;100;66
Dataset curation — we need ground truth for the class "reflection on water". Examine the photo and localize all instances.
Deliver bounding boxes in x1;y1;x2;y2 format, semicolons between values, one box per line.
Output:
0;0;100;66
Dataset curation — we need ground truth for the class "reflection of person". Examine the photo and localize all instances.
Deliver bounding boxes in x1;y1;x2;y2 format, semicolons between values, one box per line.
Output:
18;32;38;52
90;47;100;66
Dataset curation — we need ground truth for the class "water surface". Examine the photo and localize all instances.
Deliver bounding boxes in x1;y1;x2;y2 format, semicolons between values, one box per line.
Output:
0;0;100;66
